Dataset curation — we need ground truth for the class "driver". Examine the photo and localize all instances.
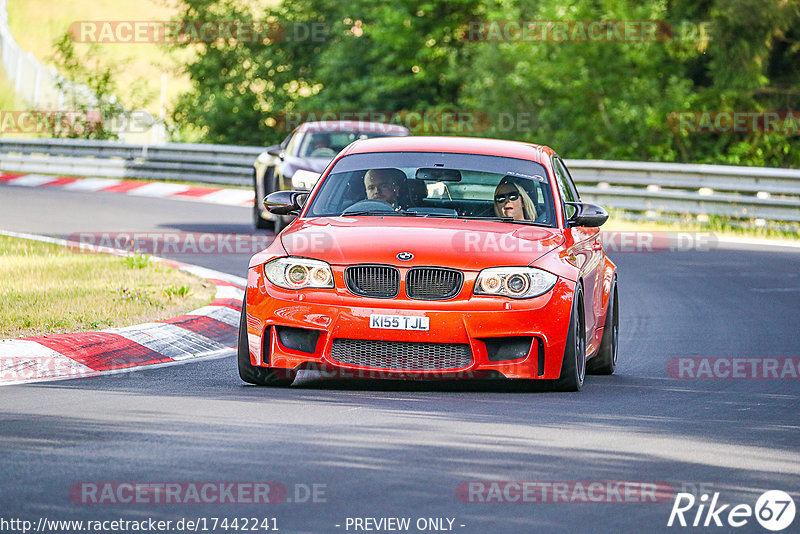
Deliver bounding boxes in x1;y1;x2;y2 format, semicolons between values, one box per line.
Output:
312;134;331;150
364;168;405;207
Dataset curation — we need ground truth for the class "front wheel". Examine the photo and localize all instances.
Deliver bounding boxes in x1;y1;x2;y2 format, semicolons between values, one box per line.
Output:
554;285;586;392
237;291;295;386
587;279;618;375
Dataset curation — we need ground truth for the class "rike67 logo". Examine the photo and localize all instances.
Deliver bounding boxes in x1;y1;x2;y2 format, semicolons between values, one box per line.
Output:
668;490;796;531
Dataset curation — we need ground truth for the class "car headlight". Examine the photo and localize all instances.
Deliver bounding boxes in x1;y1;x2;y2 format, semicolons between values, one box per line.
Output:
474;267;557;299
264;257;334;290
291;169;322;190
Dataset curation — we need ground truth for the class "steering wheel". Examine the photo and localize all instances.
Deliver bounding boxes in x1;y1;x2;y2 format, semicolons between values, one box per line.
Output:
310;147;337;158
341;199;396;215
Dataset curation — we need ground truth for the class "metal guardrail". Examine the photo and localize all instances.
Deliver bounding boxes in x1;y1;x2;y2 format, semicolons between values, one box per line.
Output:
567;160;800;223
0;138;262;185
1;138;799;223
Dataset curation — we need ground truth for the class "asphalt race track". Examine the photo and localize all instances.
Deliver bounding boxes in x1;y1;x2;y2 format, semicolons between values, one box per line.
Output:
1;185;799;533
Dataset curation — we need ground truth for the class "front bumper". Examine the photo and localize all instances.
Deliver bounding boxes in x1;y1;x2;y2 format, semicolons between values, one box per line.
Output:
245;265;575;380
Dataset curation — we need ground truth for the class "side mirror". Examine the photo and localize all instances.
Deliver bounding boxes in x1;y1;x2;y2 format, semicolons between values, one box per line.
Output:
566;202;608;227
266;144;284;159
264;190;307;215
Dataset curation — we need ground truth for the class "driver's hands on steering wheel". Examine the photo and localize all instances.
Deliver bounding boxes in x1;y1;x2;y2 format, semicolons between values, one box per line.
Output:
341;198;398;215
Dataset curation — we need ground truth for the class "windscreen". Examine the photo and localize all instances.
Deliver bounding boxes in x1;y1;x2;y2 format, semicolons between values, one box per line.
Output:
304;151;556;227
299;132;406;158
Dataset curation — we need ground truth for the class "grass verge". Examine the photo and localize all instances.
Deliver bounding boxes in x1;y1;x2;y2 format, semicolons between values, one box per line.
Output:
603;212;800;242
0;235;216;339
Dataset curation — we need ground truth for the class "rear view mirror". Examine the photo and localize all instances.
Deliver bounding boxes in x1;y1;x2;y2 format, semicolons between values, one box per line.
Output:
415;168;462;182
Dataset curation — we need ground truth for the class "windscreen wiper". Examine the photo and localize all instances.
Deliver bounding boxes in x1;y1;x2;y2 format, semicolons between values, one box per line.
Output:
458;216;553;227
458;215;515;222
397;210;459;218
340;210;404;216
506;220;553;227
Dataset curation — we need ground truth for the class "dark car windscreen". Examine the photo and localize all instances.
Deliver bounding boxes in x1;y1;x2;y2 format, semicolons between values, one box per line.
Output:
298;132;407;158
304;151;556;226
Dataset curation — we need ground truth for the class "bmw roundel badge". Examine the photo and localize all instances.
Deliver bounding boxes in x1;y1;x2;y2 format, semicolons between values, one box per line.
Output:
397;252;414;261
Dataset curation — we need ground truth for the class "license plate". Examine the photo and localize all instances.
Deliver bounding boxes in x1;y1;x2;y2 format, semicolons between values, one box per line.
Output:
369;314;429;331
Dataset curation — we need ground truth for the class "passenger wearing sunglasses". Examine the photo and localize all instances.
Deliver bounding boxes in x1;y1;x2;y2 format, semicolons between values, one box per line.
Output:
493;176;537;221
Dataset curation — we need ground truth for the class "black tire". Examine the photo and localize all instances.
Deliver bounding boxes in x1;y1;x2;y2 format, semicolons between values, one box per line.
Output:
587;279;618;375
273;214;288;234
554;284;586;392
237;291;295;386
253;205;272;230
265;170;289;234
253;169;272;230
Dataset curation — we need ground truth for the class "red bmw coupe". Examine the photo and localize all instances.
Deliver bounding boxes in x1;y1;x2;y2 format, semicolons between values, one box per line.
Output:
239;136;618;391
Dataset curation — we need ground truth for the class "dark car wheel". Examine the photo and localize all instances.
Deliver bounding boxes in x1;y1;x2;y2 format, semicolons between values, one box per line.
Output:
253;169;272;230
238;291;295;386
253;204;272;230
554;284;586;392
274;214;288;234
587;278;618;375
265;171;290;233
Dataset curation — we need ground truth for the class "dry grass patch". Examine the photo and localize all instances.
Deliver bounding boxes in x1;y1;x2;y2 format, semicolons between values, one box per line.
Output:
6;0;280;120
0;235;215;339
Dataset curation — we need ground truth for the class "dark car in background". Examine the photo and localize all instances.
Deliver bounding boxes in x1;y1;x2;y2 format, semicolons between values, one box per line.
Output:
252;121;410;231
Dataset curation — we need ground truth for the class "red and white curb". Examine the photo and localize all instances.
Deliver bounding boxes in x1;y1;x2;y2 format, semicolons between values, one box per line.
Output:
0;230;247;386
0;172;255;207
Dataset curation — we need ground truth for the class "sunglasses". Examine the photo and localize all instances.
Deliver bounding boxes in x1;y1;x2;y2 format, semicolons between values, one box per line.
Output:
494;193;520;203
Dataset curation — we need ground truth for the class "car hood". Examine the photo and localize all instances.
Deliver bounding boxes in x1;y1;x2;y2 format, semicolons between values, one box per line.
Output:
280;217;564;270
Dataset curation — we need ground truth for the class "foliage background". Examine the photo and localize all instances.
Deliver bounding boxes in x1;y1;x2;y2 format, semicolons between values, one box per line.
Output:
168;0;799;167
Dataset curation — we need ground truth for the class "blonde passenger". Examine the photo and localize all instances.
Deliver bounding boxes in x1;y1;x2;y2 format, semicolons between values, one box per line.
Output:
493;178;537;220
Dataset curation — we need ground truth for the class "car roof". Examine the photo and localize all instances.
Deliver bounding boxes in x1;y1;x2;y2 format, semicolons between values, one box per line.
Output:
338;136;556;165
297;121;410;135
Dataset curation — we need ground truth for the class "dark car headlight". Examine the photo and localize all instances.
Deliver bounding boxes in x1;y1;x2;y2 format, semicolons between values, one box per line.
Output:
264;257;334;290
474;267;557;299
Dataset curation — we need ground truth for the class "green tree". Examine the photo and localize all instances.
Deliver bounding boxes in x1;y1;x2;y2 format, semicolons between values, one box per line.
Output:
172;0;799;166
459;0;799;166
44;32;142;139
171;0;483;144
